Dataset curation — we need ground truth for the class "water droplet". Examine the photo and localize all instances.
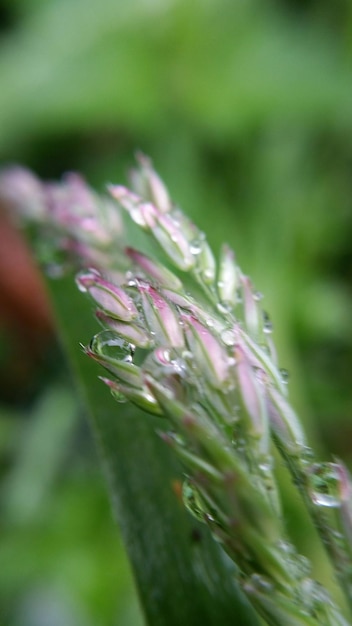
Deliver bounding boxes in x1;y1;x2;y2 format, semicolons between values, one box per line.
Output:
233;436;246;455
154;347;172;364
182;480;205;522
277;540;295;555
259;461;272;474
89;330;134;363
135;278;150;290
308;463;341;508
45;263;66;279
76;280;88;293
130;206;146;227
173;358;188;377
190;239;203;255
301;578;331;607
76;269;100;291
253;291;263;302
111;389;128;403
235;287;243;303
280;368;289;384
202;268;215;282
296;554;311;579
217;301;233;315
221;328;236;346
301;446;314;462
262;311;273;334
249;574;273;592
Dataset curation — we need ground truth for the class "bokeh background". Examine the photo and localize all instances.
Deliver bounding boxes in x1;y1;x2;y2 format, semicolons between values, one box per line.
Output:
0;0;352;624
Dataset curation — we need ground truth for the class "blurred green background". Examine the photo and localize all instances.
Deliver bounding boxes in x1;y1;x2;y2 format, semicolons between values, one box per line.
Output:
0;0;352;624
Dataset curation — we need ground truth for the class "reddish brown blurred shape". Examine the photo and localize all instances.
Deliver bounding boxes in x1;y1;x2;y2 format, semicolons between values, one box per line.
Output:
0;204;53;402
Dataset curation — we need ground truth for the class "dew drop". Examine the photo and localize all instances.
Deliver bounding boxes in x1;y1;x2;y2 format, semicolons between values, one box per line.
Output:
235;287;243;303
262;311;273;334
296;554;311;579
249;573;273;593
89;330;134;363
280;368;289;384
170;357;187;377
202;268;215;282
259;461;272;474
111;390;128;403
45;263;66;279
76;280;88;293
277;540;295;556
154;347;172;364
130;206;147;227
301;446;314;462
221;328;236;346
217;301;233;315
190;239;203;255
182;480;205;522
308;463;341;508
312;493;340;508
76;269;97;292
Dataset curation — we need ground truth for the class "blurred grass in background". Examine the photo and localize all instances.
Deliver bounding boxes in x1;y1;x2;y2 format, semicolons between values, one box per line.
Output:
0;0;352;623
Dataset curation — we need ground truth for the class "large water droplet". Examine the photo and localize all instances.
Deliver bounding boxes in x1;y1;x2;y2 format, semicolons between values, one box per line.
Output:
89;330;134;363
308;463;341;508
